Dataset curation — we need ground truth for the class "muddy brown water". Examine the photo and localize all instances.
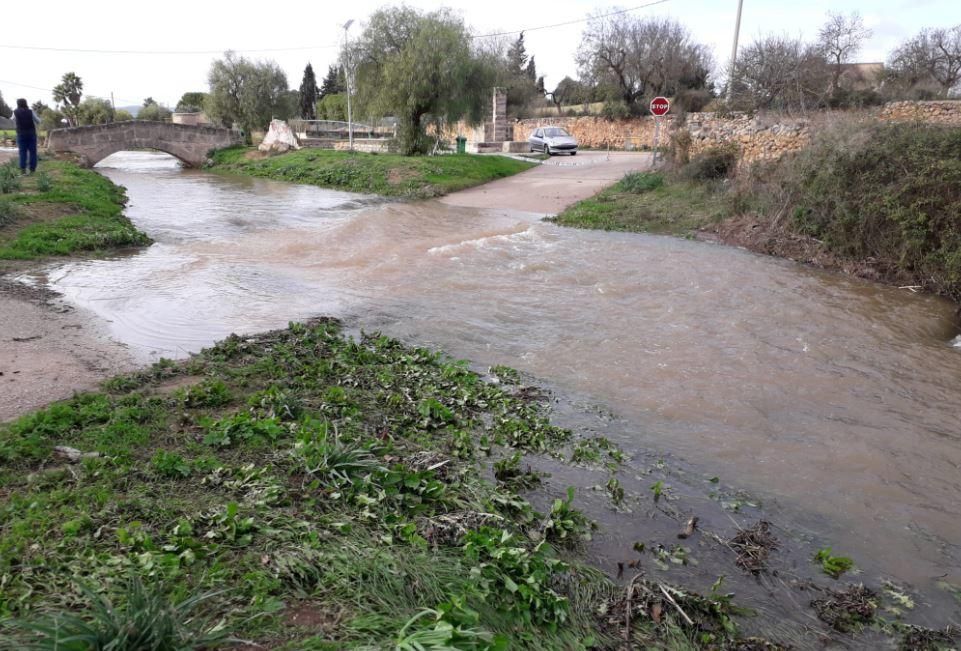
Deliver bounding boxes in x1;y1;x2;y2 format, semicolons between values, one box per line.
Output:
27;152;961;628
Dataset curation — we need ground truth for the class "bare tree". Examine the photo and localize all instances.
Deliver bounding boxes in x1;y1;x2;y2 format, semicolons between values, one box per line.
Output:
733;35;830;110
577;13;712;112
818;12;872;95
888;25;961;97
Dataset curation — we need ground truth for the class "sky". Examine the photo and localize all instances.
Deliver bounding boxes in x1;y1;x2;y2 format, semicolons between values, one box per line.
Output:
2;0;959;110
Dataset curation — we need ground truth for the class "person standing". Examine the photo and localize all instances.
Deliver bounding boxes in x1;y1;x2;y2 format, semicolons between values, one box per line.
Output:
13;98;40;174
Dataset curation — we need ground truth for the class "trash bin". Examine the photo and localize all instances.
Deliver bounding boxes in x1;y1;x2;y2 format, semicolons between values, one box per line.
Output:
456;136;467;154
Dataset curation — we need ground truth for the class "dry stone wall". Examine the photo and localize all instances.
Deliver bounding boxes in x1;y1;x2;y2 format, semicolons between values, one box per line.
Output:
507;100;961;166
877;101;961;125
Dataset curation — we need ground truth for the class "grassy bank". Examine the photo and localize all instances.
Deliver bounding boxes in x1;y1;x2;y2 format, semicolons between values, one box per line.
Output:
209;147;534;199
549;171;729;235
0;319;775;650
553;122;961;304
0;160;150;261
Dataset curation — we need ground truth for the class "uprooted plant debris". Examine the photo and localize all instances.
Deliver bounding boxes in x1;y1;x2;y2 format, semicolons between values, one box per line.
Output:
597;572;784;649
894;623;959;651
729;520;779;574
811;584;878;633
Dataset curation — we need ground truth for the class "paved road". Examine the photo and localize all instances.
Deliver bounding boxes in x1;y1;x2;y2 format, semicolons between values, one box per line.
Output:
440;151;652;214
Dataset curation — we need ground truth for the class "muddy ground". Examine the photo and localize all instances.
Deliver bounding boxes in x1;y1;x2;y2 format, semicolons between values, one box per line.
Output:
0;276;137;422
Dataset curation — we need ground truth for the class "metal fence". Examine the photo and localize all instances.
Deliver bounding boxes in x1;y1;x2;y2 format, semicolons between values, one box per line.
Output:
288;119;396;140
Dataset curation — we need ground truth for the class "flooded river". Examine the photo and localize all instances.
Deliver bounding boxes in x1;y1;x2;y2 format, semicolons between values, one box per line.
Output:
39;152;961;617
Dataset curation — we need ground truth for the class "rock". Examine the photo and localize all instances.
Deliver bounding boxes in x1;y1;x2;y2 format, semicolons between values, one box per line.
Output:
259;119;301;153
53;446;101;463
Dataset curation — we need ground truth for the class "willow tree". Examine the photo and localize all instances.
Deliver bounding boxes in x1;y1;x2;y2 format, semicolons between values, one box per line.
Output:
206;51;291;139
350;7;491;155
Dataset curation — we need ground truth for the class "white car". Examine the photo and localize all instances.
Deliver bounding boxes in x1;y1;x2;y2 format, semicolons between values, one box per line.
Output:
528;126;578;156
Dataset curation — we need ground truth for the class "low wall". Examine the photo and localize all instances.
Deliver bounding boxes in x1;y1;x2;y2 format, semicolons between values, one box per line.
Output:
511;100;961;165
511;116;666;150
877;100;961;125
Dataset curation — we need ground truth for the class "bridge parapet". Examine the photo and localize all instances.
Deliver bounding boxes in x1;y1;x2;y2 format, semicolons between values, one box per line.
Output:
46;121;243;167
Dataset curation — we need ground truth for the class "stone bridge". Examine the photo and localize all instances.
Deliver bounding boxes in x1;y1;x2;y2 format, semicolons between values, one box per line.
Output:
46;121;243;167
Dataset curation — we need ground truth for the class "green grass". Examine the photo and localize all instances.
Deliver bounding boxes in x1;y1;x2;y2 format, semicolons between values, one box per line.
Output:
0;320;761;649
549;171;730;235
0;160;151;260
209;147;535;199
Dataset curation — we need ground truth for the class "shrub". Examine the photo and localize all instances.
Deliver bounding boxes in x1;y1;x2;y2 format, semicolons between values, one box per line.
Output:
681;144;739;181
0;162;21;194
0;199;17;227
674;88;712;113
600;100;630;121
6;576;227;650
783;121;961;300
670;129;692;166
619;172;664;194
36;170;52;192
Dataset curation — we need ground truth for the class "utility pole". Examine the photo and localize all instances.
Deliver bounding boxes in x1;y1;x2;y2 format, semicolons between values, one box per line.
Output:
726;0;744;103
343;19;354;151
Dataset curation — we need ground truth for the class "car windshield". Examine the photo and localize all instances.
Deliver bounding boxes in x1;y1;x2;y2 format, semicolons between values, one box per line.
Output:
544;128;570;137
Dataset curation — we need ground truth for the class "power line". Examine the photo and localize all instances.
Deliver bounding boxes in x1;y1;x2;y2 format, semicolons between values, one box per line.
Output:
470;0;673;39
0;0;674;55
0;79;140;106
0;43;339;55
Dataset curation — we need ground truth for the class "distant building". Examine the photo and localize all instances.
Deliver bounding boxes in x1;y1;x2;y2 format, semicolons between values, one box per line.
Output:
172;112;212;126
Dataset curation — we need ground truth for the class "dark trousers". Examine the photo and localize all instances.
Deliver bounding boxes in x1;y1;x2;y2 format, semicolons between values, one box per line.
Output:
17;133;38;172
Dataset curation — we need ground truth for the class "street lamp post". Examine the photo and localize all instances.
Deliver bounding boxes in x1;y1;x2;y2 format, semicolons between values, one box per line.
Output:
343;19;354;151
726;0;744;103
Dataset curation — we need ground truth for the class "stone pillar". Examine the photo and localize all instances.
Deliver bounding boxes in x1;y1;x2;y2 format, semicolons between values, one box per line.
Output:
491;87;508;142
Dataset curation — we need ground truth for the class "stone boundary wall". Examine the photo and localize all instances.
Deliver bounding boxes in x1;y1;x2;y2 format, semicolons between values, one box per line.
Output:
506;100;961;165
877;101;961;124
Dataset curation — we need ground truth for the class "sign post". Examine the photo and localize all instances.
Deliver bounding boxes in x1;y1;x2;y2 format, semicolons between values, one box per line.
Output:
650;96;671;167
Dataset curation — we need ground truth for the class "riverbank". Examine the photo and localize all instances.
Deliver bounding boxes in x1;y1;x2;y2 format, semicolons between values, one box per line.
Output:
208;147;535;199
0;159;150;421
0;320;734;648
0;160;150;263
553;121;961;308
3;319;954;649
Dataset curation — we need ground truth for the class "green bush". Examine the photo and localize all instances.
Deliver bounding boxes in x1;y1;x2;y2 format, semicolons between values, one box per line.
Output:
784;121;961;300
619;172;664;194
682;145;739;181
35;170;52;192
0;199;17;227
0;162;21;194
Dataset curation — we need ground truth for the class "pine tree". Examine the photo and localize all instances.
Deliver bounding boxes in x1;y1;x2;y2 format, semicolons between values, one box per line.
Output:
525;55;537;82
319;65;346;99
299;63;318;119
507;32;528;73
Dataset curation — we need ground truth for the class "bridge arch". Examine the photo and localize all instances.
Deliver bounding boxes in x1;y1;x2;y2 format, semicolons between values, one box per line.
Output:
46;121;243;168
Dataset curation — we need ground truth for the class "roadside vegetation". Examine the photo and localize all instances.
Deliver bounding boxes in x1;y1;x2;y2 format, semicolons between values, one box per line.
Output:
0;319;780;649
209;147;534;199
553;120;961;303
0;160;150;262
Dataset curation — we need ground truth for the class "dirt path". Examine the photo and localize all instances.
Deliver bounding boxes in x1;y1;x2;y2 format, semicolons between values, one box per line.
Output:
0;281;137;422
441;151;651;213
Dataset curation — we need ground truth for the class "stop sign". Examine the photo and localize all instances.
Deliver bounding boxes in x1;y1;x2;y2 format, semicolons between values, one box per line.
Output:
650;96;670;116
